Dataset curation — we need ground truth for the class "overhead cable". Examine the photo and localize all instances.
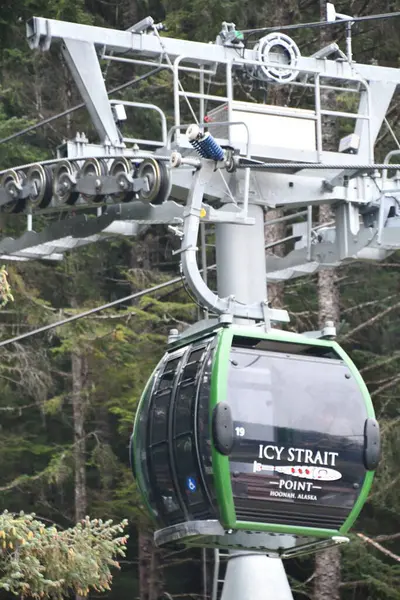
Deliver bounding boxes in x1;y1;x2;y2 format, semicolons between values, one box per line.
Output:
0;66;165;146
0;264;216;348
0;276;182;348
243;10;400;36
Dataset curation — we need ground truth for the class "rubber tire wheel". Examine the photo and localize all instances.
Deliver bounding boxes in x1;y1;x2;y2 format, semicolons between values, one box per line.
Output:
26;164;53;208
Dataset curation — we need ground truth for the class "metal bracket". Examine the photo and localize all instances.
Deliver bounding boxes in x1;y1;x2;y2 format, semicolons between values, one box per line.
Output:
0;200;185;260
203;204;255;224
74;174;147;196
0;181;38;207
0;188;13;207
261;302;271;332
168;224;184;239
301;321;337;340
61;38;121;145
180;164;290;322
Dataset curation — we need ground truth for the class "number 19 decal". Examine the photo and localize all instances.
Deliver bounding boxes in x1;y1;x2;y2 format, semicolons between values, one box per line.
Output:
235;426;245;437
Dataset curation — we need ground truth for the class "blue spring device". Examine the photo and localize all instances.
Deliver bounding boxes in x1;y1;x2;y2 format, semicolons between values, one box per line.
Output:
187;124;225;161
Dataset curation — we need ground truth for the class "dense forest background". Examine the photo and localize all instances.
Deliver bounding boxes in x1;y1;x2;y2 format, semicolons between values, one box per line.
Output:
0;0;400;599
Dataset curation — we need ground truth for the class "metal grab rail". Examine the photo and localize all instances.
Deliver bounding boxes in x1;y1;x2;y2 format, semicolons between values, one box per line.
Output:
109;99;168;147
382;149;400;186
170;52;373;163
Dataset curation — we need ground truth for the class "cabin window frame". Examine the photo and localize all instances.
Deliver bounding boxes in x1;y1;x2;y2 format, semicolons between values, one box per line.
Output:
171;339;217;519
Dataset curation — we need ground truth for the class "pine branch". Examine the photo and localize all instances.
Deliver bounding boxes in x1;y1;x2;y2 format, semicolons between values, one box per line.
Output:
340;301;400;342
368;473;400;501
0;471;44;492
357;533;400;563
380;416;400;435
0;512;129;598
339;580;369;589
360;352;400;374
342;294;397;314
0;402;38;412
373;262;400;268
374;532;400;542
157;557;198;569
371;374;400;398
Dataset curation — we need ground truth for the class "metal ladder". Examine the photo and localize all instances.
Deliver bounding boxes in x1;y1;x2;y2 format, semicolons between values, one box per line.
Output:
212;549;230;600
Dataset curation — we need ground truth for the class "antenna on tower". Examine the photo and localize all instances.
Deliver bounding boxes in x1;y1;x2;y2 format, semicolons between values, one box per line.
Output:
326;2;355;61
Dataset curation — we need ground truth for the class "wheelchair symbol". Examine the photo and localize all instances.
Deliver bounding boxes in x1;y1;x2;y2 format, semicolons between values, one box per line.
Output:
186;477;197;492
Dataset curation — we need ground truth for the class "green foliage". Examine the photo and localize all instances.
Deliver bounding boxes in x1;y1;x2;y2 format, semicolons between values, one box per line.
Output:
0;511;128;599
0;100;47;169
1;2;400;599
0;266;14;307
340;537;400;599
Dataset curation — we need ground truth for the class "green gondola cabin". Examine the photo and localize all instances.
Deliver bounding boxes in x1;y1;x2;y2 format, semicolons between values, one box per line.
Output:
130;325;380;556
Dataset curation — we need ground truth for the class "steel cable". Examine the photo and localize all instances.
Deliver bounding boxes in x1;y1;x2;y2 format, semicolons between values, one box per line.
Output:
0;66;165;146
0;265;216;348
242;10;400;37
237;162;400;170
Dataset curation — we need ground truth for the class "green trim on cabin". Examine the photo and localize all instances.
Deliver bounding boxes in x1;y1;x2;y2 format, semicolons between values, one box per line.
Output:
340;470;375;533
331;343;376;532
215;326;377;535
332;341;376;418
133;323;378;538
210;328;236;527
233;520;339;538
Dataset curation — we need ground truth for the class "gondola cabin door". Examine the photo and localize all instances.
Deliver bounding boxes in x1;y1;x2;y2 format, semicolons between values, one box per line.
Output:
212;333;378;536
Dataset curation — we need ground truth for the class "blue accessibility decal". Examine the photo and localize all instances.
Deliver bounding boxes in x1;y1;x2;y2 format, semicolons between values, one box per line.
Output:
186;476;197;492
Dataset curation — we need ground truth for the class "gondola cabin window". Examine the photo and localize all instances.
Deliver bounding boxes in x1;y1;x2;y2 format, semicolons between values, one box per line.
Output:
226;340;368;529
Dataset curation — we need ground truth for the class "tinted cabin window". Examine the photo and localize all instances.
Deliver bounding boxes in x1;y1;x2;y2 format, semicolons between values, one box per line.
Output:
134;375;158;519
151;390;170;444
145;340;217;527
196;344;217;508
173;344;215;519
148;353;184;524
175;382;195;435
227;346;368;530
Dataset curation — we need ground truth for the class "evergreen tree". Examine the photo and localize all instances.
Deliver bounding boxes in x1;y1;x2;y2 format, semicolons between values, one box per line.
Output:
1;2;400;599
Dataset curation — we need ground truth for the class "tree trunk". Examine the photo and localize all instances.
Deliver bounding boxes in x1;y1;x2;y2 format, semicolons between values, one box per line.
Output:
313;3;342;599
71;349;87;522
313;547;341;600
314;246;341;600
265;207;285;307
71;348;87;600
130;234;165;599
317;0;339;332
138;528;164;600
202;548;208;600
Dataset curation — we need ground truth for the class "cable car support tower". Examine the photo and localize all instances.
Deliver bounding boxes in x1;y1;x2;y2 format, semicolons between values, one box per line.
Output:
1;4;399;598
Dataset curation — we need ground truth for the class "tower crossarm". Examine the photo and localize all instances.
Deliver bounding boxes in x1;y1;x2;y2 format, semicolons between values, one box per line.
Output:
26;16;400;85
0;11;395;291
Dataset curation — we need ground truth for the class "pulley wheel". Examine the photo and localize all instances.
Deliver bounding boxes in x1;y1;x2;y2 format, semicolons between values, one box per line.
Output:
256;32;300;83
137;158;170;205
109;157;135;203
26;164;53;208
78;158;108;204
53;160;79;206
1;169;26;213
